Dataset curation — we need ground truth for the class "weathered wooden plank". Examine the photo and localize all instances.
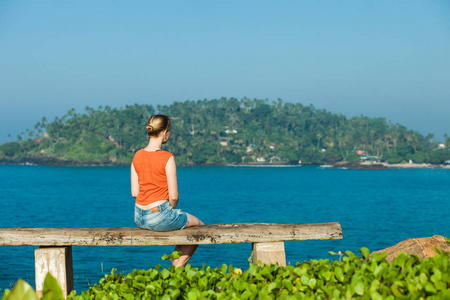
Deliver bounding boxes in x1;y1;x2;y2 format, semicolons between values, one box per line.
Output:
35;246;73;298
0;223;342;246
252;242;286;266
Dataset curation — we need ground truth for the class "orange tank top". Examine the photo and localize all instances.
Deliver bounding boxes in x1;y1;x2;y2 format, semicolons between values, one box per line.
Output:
132;149;174;205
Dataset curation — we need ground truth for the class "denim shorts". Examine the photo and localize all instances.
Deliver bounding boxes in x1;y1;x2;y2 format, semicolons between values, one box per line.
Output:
135;201;189;232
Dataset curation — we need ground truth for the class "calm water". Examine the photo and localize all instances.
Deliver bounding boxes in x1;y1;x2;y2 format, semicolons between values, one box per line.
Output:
0;165;449;293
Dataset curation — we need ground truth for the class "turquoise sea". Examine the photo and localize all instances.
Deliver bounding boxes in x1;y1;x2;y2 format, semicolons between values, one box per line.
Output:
0;164;449;293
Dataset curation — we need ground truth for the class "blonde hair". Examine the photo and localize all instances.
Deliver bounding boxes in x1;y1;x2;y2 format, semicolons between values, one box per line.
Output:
146;114;171;137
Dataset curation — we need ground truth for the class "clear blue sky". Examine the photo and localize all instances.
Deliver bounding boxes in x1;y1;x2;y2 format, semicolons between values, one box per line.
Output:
1;0;449;144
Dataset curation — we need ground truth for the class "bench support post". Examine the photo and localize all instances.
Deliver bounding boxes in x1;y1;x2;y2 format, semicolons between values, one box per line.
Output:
252;242;286;266
35;246;73;298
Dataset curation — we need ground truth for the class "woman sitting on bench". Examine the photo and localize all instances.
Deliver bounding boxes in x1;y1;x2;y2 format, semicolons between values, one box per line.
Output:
131;114;204;267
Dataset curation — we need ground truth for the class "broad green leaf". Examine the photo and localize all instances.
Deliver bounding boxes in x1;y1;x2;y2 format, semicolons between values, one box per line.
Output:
187;288;201;300
308;278;317;289
345;250;355;257
267;282;277;292
171;288;181;298
160;269;170;280
240;290;252;300
321;270;332;281
5;279;39;300
332;288;341;298
374;263;387;279
170;251;181;260
435;281;446;291
345;285;353;298
334;267;344;282
232;280;244;291
248;264;257;276
198;276;208;289
410;254;420;262
2;289;12;300
354;280;364;296
431;267;442;281
186;269;196;281
42;273;64;300
371;251;387;263
407;282;417;293
393;252;408;268
371;291;383;300
132;281;145;290
359;248;370;260
228;265;234;273
424;282;437;293
391;282;404;296
419;272;428;284
281;279;293;291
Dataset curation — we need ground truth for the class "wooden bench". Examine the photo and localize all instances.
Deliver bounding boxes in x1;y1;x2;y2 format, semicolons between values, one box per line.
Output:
0;222;342;297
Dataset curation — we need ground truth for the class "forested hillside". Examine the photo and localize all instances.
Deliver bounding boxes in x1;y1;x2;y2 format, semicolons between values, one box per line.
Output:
1;98;449;166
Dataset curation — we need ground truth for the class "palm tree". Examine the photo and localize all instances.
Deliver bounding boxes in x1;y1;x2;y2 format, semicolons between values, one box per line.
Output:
391;130;400;151
17;134;25;151
384;133;391;152
316;133;323;149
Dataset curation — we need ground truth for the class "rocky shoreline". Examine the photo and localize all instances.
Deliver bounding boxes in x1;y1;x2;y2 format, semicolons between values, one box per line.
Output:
0;156;127;167
380;162;450;169
330;162;388;170
1;156;449;169
331;161;450;170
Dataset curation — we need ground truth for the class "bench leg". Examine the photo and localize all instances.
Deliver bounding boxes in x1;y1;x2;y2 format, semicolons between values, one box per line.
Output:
35;246;73;298
252;242;286;266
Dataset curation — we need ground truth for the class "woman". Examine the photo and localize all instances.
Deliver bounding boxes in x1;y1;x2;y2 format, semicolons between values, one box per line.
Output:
131;114;204;267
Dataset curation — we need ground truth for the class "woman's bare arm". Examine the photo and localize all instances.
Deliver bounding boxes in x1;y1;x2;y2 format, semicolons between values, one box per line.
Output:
130;163;140;198
165;156;179;208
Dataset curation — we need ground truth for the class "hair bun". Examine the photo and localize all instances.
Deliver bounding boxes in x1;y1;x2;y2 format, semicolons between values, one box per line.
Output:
146;115;171;137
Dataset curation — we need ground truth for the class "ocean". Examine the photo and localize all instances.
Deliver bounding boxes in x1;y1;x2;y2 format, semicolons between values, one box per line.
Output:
0;164;449;294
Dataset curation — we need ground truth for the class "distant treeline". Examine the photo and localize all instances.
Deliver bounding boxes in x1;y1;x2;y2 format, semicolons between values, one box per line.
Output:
1;98;449;166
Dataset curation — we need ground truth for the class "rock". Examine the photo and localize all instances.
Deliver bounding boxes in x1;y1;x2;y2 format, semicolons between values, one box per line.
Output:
331;162;388;170
374;235;450;262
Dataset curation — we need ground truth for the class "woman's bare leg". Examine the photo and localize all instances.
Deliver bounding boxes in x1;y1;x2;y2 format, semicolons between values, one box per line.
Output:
185;213;205;228
172;245;199;267
172;213;204;267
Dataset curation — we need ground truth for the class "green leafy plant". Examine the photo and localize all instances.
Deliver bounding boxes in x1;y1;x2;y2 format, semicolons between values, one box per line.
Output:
2;273;63;300
65;249;450;299
1;280;38;300
4;249;450;299
161;251;182;261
